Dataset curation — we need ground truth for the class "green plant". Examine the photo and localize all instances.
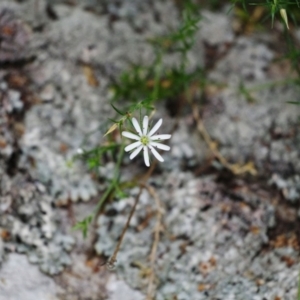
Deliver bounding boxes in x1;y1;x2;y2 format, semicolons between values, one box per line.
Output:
74;0;203;239
231;0;299;28
71;1;300;298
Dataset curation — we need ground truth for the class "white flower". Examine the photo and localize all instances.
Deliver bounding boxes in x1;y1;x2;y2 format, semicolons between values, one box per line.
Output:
76;148;84;155
122;116;171;167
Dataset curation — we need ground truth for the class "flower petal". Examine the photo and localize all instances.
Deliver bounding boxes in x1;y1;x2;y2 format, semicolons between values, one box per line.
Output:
132;118;142;135
149;145;164;162
142;116;149;135
125;141;142;152
150;134;171;141
122;131;140;140
149;141;170;151
148;118;162;137
143;146;150;167
129;145;143;160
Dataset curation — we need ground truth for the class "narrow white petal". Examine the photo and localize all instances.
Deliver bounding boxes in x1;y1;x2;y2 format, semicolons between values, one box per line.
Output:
150;134;172;141
148;118;162;137
125;141;142;152
149;145;164;162
132;118;142;135
122;131;140;140
149;141;170;151
142;116;149;135
129;145;143;160
143;146;150;167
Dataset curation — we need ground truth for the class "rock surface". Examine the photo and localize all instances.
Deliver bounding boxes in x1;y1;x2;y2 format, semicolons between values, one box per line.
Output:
0;254;59;300
0;0;299;299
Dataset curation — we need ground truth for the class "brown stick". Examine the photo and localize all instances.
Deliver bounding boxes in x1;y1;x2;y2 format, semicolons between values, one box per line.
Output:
192;102;257;176
106;186;143;270
144;184;163;300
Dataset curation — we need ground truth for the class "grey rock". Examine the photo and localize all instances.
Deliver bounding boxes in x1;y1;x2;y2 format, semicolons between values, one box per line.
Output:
270;173;300;202
0;177;75;275
0;6;33;62
106;275;144;300
95;172;298;299
199;10;234;46
0;253;60;300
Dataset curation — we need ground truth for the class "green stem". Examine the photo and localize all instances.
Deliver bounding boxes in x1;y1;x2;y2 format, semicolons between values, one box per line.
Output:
242;78;299;93
152;50;163;101
94;143;125;216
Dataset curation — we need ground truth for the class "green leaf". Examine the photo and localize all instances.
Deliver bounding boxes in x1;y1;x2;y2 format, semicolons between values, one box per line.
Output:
114;184;128;199
73;215;93;238
111;103;125;116
287;101;300;105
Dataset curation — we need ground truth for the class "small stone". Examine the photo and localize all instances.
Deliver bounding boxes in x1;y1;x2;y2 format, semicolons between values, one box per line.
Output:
40;84;55;102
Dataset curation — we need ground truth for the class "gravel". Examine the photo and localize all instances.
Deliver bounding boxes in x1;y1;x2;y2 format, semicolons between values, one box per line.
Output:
95;173;298;299
0;253;59;300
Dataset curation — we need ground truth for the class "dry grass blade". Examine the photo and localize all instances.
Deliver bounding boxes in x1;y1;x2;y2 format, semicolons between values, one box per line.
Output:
192;102;257;176
144;184;164;300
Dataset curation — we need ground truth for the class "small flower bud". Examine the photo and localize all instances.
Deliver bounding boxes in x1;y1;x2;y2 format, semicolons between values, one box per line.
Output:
280;8;289;29
76;148;84;155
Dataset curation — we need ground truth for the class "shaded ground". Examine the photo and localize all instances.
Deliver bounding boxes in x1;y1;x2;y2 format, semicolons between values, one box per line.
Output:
0;0;299;299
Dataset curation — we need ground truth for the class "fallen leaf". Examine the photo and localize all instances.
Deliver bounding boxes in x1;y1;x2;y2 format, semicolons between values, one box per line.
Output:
83;65;99;87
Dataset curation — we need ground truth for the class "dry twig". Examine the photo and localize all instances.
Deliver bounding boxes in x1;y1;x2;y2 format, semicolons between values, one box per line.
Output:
106;161;158;270
192;102;257;176
144;184;164;300
106;186;143;270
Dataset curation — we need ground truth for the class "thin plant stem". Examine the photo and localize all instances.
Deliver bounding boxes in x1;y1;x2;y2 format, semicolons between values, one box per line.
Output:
106;186;143;269
242;78;300;93
152;50;163;101
106;155;159;270
94;143;125;216
144;184;163;300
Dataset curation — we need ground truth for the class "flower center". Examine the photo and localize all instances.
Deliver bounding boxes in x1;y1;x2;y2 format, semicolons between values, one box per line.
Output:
140;136;149;146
